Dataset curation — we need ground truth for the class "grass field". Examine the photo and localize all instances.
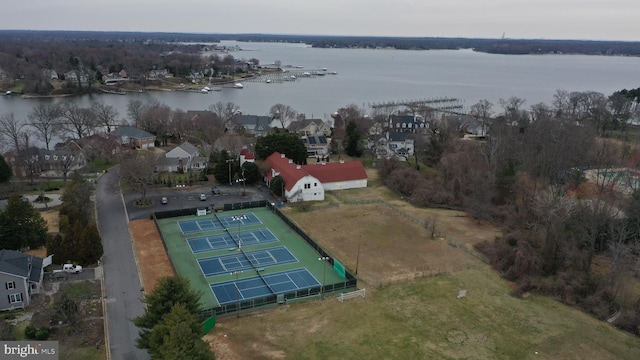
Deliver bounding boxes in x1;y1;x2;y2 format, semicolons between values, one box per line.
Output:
198;168;640;360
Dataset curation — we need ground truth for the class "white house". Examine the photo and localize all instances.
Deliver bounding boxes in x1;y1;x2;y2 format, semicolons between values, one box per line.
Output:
155;141;207;172
265;152;368;203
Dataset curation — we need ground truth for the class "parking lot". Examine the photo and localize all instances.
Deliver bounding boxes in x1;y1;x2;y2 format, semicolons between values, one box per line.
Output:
123;183;277;221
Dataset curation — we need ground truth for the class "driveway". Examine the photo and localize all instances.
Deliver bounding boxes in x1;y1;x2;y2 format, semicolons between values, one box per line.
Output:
96;166;149;360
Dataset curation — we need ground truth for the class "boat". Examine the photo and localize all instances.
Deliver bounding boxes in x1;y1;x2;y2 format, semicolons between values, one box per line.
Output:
201;88;209;93
5;91;11;96
266;79;271;83
233;83;244;89
203;86;211;91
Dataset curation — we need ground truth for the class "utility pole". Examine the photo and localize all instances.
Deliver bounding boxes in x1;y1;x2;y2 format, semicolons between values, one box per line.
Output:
226;159;234;185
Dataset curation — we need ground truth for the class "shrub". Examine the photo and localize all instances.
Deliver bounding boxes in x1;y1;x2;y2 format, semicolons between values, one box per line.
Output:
35;326;50;340
24;324;36;339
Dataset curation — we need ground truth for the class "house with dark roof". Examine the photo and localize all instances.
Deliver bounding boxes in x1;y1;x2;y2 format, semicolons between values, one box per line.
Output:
389;115;429;134
0;250;50;311
302;134;331;157
231;115;272;137
111;126;156;150
265;152;367;202
155;141;207;173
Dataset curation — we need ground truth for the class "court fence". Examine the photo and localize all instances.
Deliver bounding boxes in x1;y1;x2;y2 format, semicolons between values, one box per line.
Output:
153;201;357;319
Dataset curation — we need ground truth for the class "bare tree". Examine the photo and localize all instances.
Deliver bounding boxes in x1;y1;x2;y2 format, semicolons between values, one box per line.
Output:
92;101;119;133
552;89;571;118
470;99;493;136
269;104;297;129
120;151;156;205
0;113;26;152
60;100;96;139
127;99;145;128
208;101;238;129
28;103;62;150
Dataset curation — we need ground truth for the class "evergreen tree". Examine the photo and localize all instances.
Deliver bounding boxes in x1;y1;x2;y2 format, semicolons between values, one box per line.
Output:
0;154;12;184
147;304;215;360
79;224;103;264
270;175;285;197
133;276;203;351
255;132;308;164
241;162;261;184
345;120;363;157
0;194;48;250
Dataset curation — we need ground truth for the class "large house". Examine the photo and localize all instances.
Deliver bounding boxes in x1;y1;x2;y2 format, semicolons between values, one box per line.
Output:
0;250;50;311
265;152;368;203
288;119;331;137
155;141;207;173
111;126;156;150
231;115;272;137
389;115;429;134
5;144;87;179
302;134;331;157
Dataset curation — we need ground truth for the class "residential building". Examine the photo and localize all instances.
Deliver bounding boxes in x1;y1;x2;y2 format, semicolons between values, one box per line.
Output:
0;250;50;311
288;118;332;137
155;141;207;172
389;114;429;133
265;152;367;203
302;134;331;157
370;132;415;161
231;115;272;137
111;126;156;150
240;148;255;167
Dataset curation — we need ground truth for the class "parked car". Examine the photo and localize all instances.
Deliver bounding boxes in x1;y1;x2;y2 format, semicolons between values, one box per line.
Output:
199;193;207;201
53;263;82;274
211;187;220;195
161;197;168;205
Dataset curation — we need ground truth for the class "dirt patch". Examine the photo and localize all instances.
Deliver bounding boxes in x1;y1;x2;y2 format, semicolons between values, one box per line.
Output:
130;219;175;292
40;209;60;233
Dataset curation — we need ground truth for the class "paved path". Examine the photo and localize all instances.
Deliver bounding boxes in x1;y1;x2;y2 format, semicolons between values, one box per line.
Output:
96;166;149;360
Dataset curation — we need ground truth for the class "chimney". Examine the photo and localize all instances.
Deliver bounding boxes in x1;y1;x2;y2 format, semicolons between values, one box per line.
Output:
296;165;301;169
280;153;285;158
339;160;345;163
288;159;293;163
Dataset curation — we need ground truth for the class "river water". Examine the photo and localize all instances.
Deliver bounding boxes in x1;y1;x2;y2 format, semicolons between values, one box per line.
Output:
1;40;639;135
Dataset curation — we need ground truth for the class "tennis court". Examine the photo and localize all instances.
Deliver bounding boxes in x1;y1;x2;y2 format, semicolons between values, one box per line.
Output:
198;246;298;276
155;204;356;315
187;228;278;253
178;217;224;234
212;268;320;305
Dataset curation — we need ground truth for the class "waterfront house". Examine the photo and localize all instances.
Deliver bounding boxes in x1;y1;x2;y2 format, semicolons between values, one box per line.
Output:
231;115;272;137
111;126;156;150
155;141;207;173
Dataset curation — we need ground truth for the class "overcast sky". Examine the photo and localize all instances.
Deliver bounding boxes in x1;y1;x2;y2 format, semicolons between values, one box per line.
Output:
3;0;638;41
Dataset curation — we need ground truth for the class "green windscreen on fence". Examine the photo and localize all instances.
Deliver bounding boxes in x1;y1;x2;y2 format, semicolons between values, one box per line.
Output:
333;259;346;279
202;315;216;335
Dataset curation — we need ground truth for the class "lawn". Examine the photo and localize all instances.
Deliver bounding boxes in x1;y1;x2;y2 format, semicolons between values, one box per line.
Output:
201;168;640;360
207;264;640;360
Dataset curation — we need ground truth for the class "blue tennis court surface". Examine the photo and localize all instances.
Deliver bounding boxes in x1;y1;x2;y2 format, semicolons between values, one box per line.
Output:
218;213;261;228
187;228;278;253
178;217;224;234
198;246;297;276
212;268;320;305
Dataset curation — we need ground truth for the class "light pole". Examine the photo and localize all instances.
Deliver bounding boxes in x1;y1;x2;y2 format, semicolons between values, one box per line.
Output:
318;256;330;300
232;214;247;250
231;270;243;318
355;242;361;275
226;159;234;185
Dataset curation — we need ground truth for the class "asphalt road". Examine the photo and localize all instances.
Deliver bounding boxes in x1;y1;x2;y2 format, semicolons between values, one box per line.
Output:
97;166;149;360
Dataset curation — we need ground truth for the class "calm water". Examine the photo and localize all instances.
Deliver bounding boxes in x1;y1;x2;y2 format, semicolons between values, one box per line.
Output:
1;40;639;134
